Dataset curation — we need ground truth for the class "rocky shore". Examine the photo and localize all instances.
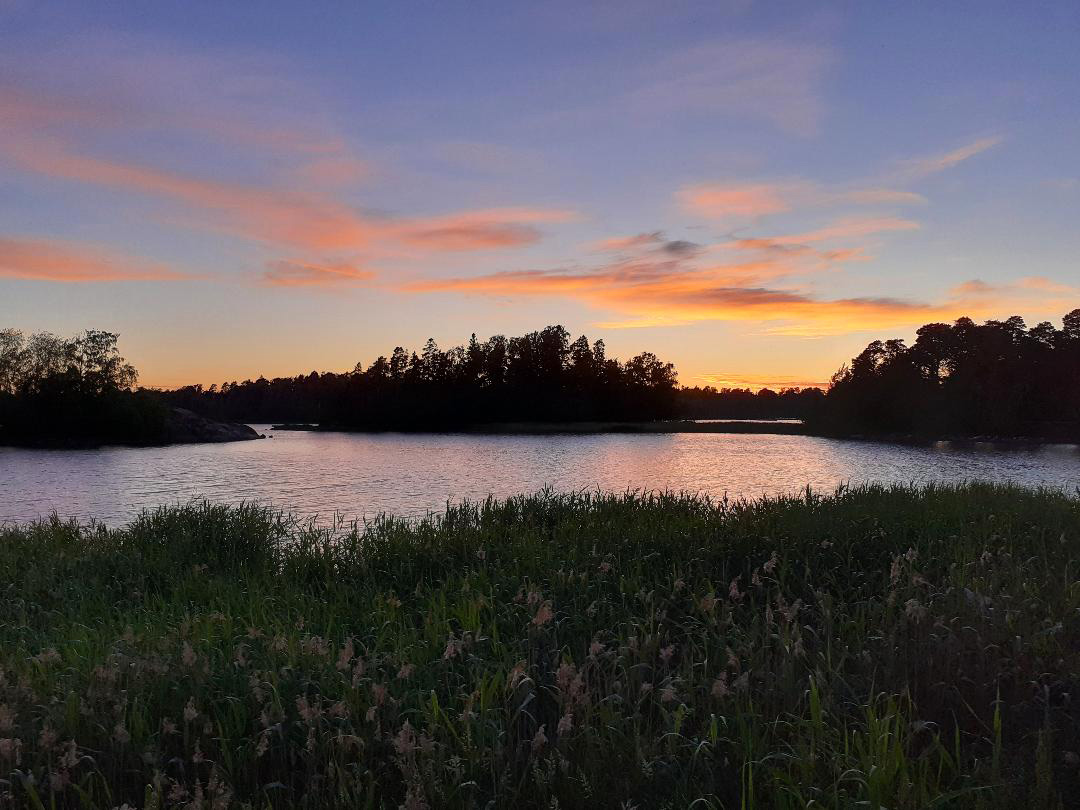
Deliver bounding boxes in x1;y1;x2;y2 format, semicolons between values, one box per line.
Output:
162;408;263;444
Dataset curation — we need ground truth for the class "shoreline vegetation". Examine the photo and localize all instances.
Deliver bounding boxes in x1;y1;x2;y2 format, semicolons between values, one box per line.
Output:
268;419;1080;446
5;311;1080;448
270;419;811;435
2;483;1079;807
171;312;1080;442
0;330;260;448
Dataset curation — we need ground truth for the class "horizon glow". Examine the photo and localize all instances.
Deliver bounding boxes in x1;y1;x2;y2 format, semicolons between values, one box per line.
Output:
2;2;1078;390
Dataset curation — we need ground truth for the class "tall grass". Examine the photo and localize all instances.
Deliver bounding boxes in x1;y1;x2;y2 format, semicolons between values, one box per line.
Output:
1;483;1079;808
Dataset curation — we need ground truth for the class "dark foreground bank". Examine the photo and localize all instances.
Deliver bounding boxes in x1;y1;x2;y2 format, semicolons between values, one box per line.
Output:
0;405;261;448
2;484;1079;808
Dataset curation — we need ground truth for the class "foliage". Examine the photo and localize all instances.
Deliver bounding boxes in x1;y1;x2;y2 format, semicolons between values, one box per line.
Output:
677;385;825;421
819;310;1080;438
164;325;680;427
2;484;1079;807
0;329;165;446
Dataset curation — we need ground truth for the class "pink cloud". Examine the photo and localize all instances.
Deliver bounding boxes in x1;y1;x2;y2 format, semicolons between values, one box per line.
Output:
0;137;576;273
769;216;920;244
590;232;666;252
679;183;791;219
842;189;927;205
0;237;181;282
407;255;951;334
898;136;1003;180
405;225;1068;336
949;275;1078;301
392;208;578;251
263;259;376;287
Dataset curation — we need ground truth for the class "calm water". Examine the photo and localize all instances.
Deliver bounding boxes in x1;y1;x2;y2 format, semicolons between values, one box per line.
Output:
2;427;1078;526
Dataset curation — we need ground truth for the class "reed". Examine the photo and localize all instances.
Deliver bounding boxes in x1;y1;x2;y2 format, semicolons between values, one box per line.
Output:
1;483;1078;808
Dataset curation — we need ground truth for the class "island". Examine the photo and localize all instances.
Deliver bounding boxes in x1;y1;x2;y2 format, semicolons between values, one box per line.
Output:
0;329;261;448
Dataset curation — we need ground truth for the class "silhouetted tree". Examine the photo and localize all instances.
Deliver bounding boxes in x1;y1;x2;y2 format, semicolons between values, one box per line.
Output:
818;310;1080;438
675;385;825;421
164;325;685;428
0;329;165;446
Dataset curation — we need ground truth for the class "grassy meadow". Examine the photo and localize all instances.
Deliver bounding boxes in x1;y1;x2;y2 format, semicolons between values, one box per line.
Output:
2;484;1080;808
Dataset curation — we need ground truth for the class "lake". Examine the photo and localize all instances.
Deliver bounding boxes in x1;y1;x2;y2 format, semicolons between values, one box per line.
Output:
2;426;1078;526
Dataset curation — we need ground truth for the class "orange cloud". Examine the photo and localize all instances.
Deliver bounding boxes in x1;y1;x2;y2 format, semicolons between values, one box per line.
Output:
405;234;1069;336
3;139;373;251
679;183;791;219
406;252;952;334
678;136;991;230
948;275;1079;302
0;78;364;174
766;216;920;245
392;208;577;251
678;180;929;224
590;232;665;252
263;259;376;287
402;202;938;335
720;217;917;264
0;237;181;282
0;137;576;278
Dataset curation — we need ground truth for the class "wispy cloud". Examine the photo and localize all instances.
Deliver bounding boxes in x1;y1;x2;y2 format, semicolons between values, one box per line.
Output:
0;237;181;282
392;208;578;252
0;46;576;287
404;199;1061;337
408;256;950;335
626;39;832;136
678;181;927;223
742;216;921;246
590;232;702;256
0;136;576;283
679;135;994;232
403;221;942;335
897;136;1003;180
0;72;363;192
948;275;1079;302
842;189;927;205
262;259;376;287
679;183;792;220
3;139;374;251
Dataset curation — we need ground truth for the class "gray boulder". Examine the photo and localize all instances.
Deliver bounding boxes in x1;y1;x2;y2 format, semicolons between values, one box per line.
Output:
163;408;262;444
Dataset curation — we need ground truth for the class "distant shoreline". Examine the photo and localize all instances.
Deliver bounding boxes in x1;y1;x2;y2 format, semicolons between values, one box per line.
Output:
267;420;1079;445
269;419;808;435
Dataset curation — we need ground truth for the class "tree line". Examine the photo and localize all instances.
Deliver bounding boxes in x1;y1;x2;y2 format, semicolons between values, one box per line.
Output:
164;325;682;428
678;385;825;421
817;309;1080;439
0;329;166;445
5;311;1077;444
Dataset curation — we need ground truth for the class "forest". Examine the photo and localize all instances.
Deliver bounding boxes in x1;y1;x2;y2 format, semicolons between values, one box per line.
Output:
819;309;1080;439
164;325;683;428
4;311;1079;443
0;328;167;446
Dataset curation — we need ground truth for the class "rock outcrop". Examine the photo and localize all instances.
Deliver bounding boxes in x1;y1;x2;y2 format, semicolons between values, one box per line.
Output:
162;408;262;444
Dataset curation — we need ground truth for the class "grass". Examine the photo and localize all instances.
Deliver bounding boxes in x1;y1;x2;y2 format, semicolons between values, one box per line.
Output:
1;483;1080;808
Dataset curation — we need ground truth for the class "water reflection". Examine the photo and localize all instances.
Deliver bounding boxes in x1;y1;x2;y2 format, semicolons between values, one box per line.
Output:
1;427;1077;526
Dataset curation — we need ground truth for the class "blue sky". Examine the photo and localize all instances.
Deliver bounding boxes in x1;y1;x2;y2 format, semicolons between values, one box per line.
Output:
1;1;1077;388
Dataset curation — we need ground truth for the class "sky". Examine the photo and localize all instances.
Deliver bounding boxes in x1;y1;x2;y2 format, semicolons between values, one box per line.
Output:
2;1;1078;390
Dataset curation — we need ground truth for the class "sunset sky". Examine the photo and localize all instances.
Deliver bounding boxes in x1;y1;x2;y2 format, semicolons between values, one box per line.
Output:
2;1;1078;390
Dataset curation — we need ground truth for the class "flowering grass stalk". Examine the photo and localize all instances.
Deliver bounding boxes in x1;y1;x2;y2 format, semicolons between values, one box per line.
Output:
0;483;1078;808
